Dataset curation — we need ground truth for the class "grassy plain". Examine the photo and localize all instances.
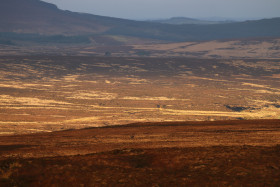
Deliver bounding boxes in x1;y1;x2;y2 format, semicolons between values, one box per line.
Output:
0;56;279;134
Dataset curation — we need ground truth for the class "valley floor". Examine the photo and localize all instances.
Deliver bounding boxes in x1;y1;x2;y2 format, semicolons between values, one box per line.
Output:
0;56;279;135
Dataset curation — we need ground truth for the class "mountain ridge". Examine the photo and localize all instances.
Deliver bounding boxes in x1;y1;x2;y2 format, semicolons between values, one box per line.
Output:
0;0;280;44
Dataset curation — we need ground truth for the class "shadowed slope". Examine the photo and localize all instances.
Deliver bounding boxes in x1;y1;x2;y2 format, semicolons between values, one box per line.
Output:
0;0;280;42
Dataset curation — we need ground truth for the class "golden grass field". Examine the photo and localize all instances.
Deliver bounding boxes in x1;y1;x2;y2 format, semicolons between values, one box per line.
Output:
0;56;279;135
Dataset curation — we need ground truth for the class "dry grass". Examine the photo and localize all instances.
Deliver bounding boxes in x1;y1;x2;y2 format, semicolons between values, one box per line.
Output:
0;162;22;179
0;95;70;106
0;56;279;134
121;96;189;101
133;39;280;58
66;91;118;100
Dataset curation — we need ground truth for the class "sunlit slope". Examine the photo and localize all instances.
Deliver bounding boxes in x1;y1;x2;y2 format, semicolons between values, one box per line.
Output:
0;56;279;134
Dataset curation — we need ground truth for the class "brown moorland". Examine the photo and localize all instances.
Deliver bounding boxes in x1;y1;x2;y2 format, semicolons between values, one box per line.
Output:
0;119;280;186
0;51;279;186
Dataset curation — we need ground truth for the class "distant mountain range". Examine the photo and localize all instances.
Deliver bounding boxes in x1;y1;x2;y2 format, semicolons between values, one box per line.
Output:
0;0;280;45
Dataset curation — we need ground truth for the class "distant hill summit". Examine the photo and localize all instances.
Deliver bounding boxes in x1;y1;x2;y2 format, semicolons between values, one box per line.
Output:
0;0;280;44
149;17;232;25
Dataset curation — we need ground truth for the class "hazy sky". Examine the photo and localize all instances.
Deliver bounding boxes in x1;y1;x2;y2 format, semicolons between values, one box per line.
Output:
43;0;280;20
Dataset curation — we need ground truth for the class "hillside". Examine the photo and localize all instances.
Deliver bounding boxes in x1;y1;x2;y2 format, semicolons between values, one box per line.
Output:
107;17;280;41
1;120;280;186
0;0;112;35
0;0;280;45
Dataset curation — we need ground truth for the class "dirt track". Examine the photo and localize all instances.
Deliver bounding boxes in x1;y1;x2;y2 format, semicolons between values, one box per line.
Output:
1;120;280;186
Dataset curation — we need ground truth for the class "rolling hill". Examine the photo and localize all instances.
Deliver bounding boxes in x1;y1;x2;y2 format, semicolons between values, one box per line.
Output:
0;0;280;44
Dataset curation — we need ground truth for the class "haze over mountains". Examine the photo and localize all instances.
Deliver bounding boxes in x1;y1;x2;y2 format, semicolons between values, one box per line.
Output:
0;0;280;45
148;17;234;25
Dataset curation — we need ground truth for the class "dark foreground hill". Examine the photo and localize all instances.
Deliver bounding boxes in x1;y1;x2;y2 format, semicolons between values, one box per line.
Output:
0;120;280;186
0;0;280;45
